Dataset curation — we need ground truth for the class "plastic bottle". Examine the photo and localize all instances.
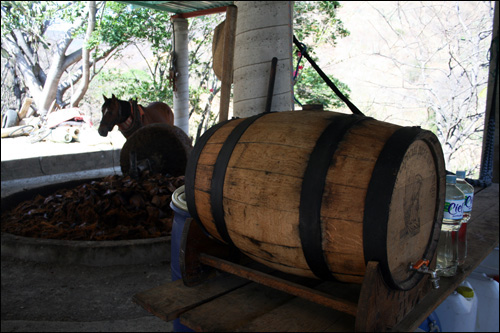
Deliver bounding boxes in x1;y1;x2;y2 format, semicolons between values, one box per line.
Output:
455;171;474;266
434;280;477;332
436;174;464;277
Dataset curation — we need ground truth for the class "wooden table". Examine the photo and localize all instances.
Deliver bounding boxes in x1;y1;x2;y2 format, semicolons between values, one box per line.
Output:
134;184;498;332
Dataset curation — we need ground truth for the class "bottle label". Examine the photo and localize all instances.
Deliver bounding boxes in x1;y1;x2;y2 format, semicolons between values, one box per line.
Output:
463;193;473;213
444;199;464;220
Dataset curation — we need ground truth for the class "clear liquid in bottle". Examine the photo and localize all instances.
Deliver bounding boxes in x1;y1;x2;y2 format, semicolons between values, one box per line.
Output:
455;171;474;266
436;174;464;277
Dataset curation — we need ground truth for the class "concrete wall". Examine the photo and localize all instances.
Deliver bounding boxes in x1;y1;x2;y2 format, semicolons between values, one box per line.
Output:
1;149;121;197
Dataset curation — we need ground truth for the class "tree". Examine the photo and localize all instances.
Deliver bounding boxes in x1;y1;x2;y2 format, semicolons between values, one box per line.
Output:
366;1;494;173
88;5;176;104
187;14;225;141
293;1;351;110
0;1;142;118
1;1;352;141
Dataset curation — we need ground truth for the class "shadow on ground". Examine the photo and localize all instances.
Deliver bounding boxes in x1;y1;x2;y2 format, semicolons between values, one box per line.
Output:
1;255;173;332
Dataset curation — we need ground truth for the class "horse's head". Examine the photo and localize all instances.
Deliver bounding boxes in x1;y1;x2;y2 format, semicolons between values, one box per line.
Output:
98;94;121;137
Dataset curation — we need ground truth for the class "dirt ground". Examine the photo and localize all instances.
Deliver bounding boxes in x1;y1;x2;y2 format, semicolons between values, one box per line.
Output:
0;255;174;332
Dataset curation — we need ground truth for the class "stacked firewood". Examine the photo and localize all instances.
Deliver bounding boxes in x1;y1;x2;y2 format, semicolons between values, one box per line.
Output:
1;173;185;241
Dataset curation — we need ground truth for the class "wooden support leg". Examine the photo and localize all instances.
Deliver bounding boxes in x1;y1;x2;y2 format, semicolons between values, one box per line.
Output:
179;218;240;286
355;261;432;332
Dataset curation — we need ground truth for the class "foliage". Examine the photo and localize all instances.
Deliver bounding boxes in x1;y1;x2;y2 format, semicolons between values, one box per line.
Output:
1;1;176;115
187;14;225;139
1;1;57;40
89;3;174;103
294;1;349;46
1;1;114;114
293;1;351;110
293;58;351;109
90;68;172;102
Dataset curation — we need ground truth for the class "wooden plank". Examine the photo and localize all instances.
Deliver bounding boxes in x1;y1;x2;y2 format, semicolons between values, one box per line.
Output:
179;281;300;332
132;274;250;322
236;282;360;332
172;6;228;19
355;261;432;332
1;125;30;138
134;184;498;332
200;253;358;316
218;5;237;123
18;98;33;119
392;183;499;332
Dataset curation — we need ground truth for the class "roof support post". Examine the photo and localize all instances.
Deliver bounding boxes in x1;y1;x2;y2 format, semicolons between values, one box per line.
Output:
480;1;499;183
232;1;294;118
172;17;190;135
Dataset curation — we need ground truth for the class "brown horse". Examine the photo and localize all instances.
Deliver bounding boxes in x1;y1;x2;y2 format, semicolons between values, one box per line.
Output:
98;94;174;138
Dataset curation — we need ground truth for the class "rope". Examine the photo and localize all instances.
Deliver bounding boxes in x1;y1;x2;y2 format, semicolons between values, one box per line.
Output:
29;127;52;143
293;43;306;83
7;124;34;137
293;35;364;116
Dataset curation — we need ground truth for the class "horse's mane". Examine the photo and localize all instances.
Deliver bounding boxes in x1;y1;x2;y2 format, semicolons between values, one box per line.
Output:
117;99;132;122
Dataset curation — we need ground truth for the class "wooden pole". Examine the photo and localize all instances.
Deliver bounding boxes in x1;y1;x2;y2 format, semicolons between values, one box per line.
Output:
218;5;237;123
480;1;499;183
18;98;33;120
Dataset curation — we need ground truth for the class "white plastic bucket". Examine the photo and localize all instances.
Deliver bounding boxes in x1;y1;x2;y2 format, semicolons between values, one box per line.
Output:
467;272;499;332
434;280;477;332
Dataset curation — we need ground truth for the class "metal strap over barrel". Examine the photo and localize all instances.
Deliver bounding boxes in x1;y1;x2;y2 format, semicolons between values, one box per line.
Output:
211;113;270;246
363;126;424;291
185;120;231;235
299;114;368;280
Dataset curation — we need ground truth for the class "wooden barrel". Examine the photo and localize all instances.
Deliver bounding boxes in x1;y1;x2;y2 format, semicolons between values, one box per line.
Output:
185;111;445;290
120;124;192;177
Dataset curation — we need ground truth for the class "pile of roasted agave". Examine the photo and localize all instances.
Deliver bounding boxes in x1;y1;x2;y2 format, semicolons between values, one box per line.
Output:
1;173;185;241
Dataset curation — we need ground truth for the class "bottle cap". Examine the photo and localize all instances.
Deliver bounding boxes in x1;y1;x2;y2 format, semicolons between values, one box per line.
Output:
456;286;474;298
446;174;456;184
456;171;466;179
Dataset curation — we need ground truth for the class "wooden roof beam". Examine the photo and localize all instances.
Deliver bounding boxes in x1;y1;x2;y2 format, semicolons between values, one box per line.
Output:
171;6;228;19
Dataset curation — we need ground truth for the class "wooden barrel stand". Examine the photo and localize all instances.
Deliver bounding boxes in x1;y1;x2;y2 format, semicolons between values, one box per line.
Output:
179;217;434;332
132;185;499;332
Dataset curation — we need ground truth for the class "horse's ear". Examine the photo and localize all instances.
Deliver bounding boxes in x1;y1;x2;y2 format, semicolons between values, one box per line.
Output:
103;95;108;101
112;94;117;100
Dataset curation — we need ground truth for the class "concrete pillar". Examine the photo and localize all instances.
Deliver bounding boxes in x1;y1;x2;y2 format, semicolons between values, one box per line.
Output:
172;18;190;134
233;1;294;118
